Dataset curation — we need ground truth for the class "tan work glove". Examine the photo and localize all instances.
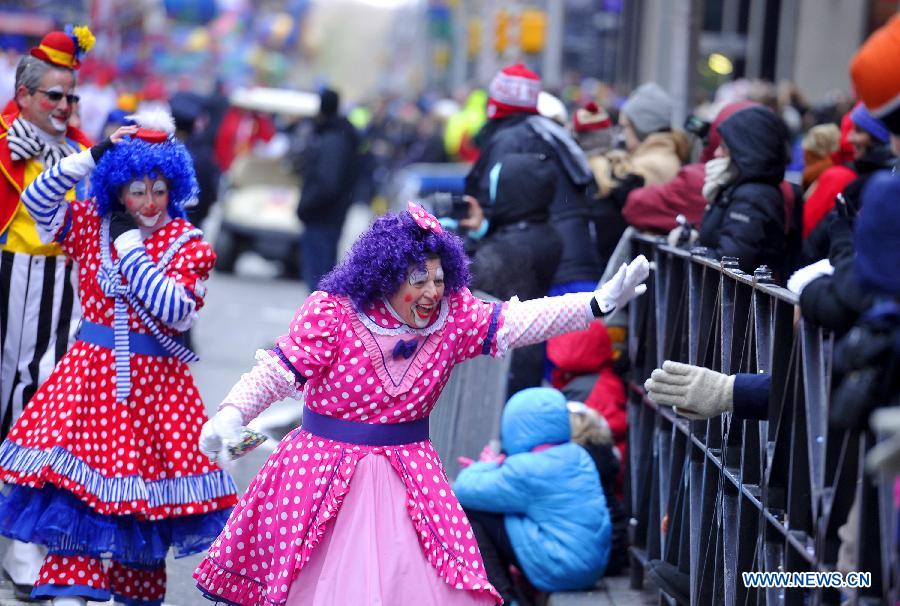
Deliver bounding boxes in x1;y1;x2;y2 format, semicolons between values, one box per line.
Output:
644;360;735;419
866;406;900;474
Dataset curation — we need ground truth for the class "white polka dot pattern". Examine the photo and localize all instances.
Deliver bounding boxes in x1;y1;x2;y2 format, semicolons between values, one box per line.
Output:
196;288;597;604
195;288;506;605
496;292;594;355
0;203;235;518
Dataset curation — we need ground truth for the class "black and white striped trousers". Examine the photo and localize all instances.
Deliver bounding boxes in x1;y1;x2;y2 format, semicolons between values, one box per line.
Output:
0;250;79;441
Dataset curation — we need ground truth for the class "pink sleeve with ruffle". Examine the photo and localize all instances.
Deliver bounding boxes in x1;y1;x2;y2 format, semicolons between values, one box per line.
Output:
496;292;595;354
219;351;302;422
450;288;508;362
218;291;341;422
270;290;341;382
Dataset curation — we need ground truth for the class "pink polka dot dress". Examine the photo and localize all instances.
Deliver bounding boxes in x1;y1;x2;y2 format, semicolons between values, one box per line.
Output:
0;201;238;580
194;286;595;606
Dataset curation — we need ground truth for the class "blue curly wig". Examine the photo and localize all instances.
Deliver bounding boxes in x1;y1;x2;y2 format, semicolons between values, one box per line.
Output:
319;210;471;310
90;136;199;218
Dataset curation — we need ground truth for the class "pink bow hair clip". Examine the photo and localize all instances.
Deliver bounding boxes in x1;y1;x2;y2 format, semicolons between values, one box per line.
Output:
407;201;443;234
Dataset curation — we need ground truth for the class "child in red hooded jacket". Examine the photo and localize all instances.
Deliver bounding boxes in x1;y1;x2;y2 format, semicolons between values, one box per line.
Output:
547;320;627;492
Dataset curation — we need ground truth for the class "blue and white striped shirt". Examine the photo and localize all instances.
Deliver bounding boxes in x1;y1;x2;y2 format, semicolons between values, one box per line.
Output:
22;149;199;330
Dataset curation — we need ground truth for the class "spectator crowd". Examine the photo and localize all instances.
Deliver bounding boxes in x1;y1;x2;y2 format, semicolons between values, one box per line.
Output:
0;11;899;606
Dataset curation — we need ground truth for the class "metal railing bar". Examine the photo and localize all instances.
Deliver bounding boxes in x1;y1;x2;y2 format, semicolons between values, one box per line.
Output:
626;234;893;604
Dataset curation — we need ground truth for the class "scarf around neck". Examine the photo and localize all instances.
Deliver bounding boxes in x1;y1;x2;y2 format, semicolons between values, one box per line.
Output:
7;117;77;168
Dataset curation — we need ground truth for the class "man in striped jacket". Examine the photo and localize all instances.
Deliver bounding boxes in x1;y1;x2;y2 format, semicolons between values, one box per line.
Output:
0;28;93;598
0;30;93;441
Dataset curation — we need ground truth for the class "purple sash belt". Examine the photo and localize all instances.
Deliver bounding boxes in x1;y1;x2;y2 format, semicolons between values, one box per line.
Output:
301;407;430;446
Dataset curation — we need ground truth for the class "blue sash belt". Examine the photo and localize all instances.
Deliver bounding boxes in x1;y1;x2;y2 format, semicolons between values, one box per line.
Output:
77;321;188;357
301;407;429;446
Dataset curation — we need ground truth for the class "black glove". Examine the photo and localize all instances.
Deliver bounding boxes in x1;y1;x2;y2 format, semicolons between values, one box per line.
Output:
609;173;645;209
90;137;115;163
109;210;138;241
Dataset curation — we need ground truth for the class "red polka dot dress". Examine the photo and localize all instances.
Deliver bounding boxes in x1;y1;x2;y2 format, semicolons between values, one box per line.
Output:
0;200;237;604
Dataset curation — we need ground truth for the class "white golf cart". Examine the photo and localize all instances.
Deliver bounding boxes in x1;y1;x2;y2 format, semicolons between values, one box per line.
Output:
214;87;319;277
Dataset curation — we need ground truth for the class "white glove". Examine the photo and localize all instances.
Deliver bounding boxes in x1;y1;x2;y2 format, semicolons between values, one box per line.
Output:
113;229;144;256
786;258;834;295
593;254;650;315
866;406;900;474
644;360;735;419
198;405;244;464
702;157;736;202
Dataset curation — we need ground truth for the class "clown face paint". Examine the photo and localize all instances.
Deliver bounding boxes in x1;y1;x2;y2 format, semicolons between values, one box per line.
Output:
388;257;446;328
17;68;76;136
121;177;170;232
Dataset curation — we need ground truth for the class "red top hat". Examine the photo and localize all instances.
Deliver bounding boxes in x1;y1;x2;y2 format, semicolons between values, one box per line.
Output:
30;26;94;70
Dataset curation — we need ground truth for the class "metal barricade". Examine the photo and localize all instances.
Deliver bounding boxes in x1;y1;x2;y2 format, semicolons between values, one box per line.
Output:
627;233;897;605
430;291;511;479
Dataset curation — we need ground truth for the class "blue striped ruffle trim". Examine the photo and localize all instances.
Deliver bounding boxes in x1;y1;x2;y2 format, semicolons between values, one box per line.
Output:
33;582;111;602
0;441;237;508
0;484;231;565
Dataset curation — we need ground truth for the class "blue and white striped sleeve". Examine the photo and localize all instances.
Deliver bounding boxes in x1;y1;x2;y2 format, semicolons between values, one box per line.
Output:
20;149;95;244
118;247;199;330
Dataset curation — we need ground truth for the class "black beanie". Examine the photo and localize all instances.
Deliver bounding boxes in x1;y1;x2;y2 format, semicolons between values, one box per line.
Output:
319;88;339;117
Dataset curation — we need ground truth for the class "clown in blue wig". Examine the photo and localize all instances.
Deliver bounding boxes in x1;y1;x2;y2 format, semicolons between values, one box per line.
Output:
1;111;237;605
90;109;199;220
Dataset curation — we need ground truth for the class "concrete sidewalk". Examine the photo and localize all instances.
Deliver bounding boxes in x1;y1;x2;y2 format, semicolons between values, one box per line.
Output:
0;570;658;606
548;576;658;605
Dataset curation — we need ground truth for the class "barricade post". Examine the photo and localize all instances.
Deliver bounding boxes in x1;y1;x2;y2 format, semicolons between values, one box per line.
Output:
627;233;897;605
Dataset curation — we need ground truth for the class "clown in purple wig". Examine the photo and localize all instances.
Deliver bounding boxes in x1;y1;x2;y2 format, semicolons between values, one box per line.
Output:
195;200;652;606
320;206;470;313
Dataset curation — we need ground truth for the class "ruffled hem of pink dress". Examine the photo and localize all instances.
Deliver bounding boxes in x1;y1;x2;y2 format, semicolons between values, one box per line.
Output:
283;455;496;605
194;454;501;605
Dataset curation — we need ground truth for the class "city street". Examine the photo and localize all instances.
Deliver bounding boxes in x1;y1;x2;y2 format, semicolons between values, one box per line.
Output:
0;271;308;606
0;204;657;605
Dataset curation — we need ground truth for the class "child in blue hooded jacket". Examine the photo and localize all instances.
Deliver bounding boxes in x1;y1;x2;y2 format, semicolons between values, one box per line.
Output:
453;387;612;604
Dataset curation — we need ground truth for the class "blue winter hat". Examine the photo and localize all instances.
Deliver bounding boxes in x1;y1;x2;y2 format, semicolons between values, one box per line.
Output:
850;103;891;143
854;171;900;296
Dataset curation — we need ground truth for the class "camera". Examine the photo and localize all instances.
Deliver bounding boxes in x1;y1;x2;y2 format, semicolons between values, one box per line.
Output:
424;192;469;221
683;114;710;141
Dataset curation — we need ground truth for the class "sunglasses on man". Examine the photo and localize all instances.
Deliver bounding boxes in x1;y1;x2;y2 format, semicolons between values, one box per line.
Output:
35;89;80;104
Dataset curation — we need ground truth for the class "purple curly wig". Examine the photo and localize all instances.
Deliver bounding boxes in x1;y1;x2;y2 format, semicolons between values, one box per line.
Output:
319;211;471;310
89;136;199;218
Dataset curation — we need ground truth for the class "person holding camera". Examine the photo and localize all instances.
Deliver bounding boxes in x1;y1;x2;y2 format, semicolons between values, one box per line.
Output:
454;152;562;395
0;112;237;605
465;64;602;295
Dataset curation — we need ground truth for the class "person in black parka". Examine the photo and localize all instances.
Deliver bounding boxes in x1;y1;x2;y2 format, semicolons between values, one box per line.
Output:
295;87;359;290
465;64;602;293
468;152;563;396
697;105;790;276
